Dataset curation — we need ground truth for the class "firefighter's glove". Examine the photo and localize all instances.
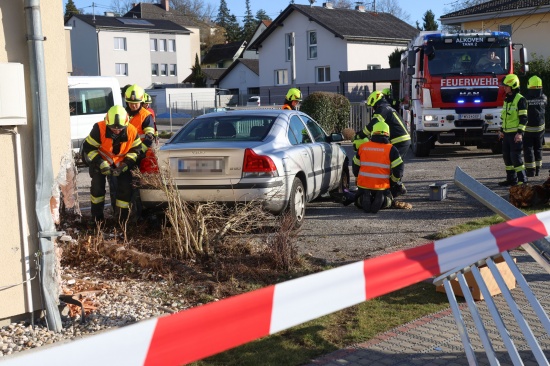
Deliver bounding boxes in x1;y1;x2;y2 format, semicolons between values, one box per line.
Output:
144;133;154;147
390;181;407;198
112;162;128;177
99;161;111;176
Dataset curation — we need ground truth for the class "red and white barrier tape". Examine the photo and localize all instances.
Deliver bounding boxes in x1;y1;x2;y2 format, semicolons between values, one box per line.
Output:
5;210;550;365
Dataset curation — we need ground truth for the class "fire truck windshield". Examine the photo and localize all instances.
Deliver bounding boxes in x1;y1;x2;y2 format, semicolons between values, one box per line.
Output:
427;46;509;76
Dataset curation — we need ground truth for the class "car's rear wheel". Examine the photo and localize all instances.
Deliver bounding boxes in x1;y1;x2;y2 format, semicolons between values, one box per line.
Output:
285;177;305;229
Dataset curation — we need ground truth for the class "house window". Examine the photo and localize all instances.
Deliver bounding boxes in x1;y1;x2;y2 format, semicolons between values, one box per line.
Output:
307;31;317;59
168;39;176;52
316;66;331;83
499;24;512;35
275;69;288;86
115;63;128;76
285;33;293;62
169;64;177;76
159;39;166;52
367;64;381;70
160;64;168;76
151;63;158;76
150;38;157;51
114;37;126;50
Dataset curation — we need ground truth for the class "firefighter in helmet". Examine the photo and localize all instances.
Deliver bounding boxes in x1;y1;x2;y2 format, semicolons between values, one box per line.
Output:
124;84;156;155
282;88;302;110
82;105;144;224
381;87;400;110
498;74;528;186
523;75;547;177
352;119;405;213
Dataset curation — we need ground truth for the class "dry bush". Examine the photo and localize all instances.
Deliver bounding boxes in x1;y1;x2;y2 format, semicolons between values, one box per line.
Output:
136;165;272;261
342;128;357;141
264;213;299;270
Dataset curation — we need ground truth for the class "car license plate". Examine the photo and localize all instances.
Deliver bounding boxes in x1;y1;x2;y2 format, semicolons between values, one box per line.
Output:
177;158;224;173
460;114;481;120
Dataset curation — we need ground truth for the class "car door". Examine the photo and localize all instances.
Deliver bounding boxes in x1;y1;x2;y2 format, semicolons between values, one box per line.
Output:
299;115;341;195
287;115;317;200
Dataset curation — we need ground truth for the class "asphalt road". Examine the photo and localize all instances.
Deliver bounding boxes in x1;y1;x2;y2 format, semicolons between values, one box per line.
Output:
296;142;546;264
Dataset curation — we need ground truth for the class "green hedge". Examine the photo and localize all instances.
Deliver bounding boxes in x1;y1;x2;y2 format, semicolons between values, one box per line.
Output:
299;91;350;133
516;54;550;129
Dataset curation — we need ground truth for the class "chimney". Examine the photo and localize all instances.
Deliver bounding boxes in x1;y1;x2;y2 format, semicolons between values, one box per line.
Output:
104;11;115;17
355;5;366;12
162;0;169;11
322;2;333;9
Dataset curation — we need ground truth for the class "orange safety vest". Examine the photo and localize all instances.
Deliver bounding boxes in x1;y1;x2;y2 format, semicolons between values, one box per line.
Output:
129;107;152;137
97;121;139;166
356;141;392;190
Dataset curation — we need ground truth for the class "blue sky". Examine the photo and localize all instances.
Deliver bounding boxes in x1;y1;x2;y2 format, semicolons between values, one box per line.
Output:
67;0;451;27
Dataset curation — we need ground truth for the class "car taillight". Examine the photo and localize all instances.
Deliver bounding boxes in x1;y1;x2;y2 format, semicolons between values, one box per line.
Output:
242;148;278;178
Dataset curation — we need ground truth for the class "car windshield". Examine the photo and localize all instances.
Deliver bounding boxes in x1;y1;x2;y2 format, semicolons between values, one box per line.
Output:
170;115;276;143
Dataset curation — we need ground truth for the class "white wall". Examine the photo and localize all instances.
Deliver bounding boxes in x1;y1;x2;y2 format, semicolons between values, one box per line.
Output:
346;43;401;71
176;34;191;84
69;17;99;75
218;63;259;94
258;11;348;88
98;31;150;88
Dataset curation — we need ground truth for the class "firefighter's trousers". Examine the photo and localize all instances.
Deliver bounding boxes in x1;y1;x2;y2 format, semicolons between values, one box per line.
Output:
502;132;526;184
90;167;133;221
523;130;544;177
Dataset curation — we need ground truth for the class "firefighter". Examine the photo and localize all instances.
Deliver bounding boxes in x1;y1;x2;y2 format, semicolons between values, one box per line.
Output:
355;90;411;159
523;75;547;177
143;93;159;140
352;120;405;213
124;84;156;155
282;88;302;110
381;87;400;111
82;105;143;224
498;74;528;186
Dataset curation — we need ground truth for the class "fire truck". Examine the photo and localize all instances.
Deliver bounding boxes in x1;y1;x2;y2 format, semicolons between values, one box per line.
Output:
400;30;528;157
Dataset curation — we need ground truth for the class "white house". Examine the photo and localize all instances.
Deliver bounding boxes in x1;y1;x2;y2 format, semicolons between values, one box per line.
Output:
217;59;260;104
242;20;272;59
66;14;192;89
248;3;418;104
440;0;550;59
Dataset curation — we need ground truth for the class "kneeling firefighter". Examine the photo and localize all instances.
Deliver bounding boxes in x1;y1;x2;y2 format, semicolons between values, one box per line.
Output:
347;119;406;213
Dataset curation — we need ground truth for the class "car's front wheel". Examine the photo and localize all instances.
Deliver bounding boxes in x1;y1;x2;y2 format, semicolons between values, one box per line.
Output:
285;177;306;229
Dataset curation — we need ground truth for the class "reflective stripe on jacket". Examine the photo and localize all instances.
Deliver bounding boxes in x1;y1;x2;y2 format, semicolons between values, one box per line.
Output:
129;107;155;137
501;93;527;133
356;141;392;190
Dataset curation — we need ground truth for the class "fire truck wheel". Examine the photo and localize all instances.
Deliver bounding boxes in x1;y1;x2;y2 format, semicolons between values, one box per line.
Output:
411;128;431;157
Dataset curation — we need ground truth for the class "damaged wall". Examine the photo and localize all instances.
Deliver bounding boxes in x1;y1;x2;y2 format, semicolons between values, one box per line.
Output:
0;0;73;324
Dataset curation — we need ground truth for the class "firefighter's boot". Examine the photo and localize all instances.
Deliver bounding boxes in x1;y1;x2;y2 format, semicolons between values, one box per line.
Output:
362;191;372;213
370;191;384;214
498;171;518;186
536;167;540;176
526;168;535;178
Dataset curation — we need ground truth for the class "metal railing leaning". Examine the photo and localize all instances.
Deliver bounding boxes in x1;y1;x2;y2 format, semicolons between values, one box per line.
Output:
433;166;550;365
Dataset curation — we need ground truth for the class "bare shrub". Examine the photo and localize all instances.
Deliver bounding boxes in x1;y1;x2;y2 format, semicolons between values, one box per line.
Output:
264;213;299;271
136;166;272;261
342;127;357;141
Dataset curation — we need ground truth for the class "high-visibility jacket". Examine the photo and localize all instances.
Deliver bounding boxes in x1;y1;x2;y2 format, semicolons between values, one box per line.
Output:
83;121;142;167
501;92;527;133
282;104;292;110
128;107;156;138
356;141;393;190
357;104;410;145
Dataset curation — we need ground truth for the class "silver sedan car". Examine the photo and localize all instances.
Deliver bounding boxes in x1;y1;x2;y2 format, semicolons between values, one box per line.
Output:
140;109;350;228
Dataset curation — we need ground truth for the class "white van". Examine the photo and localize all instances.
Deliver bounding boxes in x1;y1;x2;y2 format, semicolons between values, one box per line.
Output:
68;76;122;160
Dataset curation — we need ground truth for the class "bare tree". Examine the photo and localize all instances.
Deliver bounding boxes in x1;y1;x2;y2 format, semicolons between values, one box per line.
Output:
110;0;140;16
374;0;411;24
443;0;492;15
171;0;216;21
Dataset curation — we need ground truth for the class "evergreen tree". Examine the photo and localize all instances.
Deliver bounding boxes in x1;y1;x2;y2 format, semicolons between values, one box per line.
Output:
64;0;80;21
242;0;256;42
215;0;242;42
388;48;405;68
421;10;438;31
190;54;206;87
255;9;272;22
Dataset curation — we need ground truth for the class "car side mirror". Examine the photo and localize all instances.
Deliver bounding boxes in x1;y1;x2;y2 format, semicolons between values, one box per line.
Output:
330;133;344;143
